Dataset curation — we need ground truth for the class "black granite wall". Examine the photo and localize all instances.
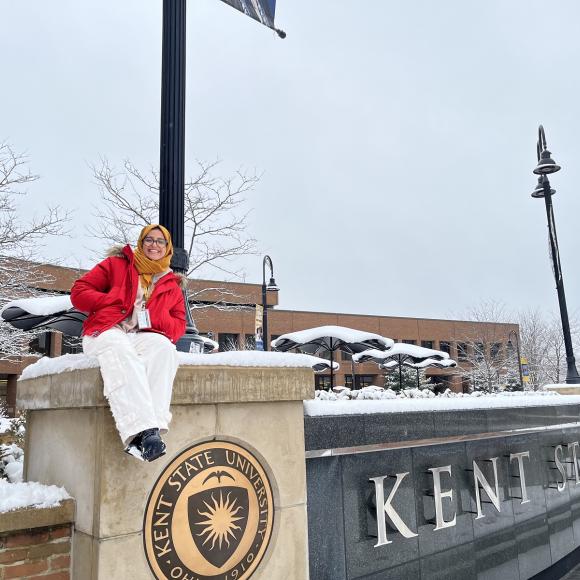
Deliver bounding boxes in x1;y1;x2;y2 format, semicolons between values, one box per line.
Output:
305;403;580;580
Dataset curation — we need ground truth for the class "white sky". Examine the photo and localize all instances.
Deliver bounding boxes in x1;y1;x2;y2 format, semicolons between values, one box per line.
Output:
2;0;580;322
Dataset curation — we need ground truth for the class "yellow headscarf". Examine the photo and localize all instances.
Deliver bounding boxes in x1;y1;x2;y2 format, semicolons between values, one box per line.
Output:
134;224;174;297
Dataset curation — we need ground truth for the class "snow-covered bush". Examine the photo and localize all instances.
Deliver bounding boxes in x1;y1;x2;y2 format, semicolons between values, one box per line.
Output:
314;386;559;401
0;404;25;483
384;367;435;392
0;443;24;483
8;411;26;447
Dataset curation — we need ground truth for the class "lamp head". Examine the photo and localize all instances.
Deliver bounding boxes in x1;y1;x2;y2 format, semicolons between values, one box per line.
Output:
533;149;561;175
266;277;279;291
531;175;556;198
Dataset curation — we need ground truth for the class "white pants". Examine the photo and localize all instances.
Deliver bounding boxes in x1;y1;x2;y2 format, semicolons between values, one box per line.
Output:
83;328;179;447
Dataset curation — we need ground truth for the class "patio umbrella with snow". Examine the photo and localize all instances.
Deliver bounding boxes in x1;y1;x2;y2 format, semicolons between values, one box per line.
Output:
1;296;85;335
402;357;458;388
353;343;450;390
271;325;394;389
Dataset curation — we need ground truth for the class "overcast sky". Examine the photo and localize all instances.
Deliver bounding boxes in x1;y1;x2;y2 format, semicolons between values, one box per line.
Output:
3;0;580;322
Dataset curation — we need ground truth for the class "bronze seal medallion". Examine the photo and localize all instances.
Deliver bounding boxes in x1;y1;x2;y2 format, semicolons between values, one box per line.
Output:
143;440;275;580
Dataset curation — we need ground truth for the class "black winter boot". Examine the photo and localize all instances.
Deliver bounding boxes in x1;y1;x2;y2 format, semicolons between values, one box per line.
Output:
140;428;166;462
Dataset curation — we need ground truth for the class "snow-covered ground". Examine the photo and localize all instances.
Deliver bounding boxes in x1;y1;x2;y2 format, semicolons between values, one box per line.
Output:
0;480;70;513
20;351;333;380
305;389;580;416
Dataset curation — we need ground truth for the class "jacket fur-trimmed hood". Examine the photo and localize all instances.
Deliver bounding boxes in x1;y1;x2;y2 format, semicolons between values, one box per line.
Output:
104;244;187;288
106;245;127;259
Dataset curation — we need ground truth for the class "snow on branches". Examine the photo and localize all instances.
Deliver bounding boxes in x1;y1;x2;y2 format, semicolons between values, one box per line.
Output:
0;142;70;360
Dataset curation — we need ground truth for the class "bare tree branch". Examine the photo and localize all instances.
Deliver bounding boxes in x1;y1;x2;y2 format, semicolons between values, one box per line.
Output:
0;142;72;360
89;158;259;277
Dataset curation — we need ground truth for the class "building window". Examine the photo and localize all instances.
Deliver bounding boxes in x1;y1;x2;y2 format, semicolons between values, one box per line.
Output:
341;351;352;361
29;332;52;356
315;375;332;390
344;375;376;389
457;342;468;361
244;334;256;350
403;339;416;345
490;343;502;359
358;375;375;388
439;341;451;355
474;342;485;361
62;335;82;355
219;333;239;351
421;340;434;350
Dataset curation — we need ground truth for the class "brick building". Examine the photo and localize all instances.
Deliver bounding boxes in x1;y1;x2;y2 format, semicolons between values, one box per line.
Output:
0;262;520;414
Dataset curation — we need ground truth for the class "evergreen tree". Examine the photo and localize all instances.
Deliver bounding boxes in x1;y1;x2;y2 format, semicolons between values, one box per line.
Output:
384;366;435;392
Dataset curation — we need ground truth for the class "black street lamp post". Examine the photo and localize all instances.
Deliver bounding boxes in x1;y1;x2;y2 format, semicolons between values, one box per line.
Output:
261;256;278;351
507;329;524;390
159;0;204;353
531;125;580;384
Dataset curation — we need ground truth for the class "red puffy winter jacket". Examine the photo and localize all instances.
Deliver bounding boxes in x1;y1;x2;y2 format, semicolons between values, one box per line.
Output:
70;245;186;344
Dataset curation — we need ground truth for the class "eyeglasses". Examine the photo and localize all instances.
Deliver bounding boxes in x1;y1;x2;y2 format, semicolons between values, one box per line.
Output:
143;237;168;247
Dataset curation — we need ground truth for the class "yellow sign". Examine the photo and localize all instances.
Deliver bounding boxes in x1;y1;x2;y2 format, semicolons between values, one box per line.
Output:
520;357;530;383
144;441;275;580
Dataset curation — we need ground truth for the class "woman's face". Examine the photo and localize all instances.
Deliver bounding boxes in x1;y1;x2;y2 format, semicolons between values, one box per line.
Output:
142;228;168;261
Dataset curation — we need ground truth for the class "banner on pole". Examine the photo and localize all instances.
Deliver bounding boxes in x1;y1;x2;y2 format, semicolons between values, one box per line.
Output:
255;304;264;351
521;356;530;383
219;0;286;37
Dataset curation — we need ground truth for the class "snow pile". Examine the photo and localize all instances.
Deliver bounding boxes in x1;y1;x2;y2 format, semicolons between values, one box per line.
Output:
315;386;560;402
1;295;72;316
0;480;70;513
178;350;333;369
0;417;12;434
305;388;577;416
20;350;331;381
1;444;23;483
20;353;99;380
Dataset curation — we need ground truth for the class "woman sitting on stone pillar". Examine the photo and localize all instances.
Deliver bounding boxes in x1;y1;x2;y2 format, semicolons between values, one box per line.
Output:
71;224;186;462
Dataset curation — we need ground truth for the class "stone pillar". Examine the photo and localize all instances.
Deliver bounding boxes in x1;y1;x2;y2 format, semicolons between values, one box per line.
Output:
18;365;314;580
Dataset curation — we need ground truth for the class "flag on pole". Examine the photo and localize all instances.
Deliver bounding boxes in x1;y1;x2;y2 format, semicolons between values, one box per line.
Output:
220;0;286;37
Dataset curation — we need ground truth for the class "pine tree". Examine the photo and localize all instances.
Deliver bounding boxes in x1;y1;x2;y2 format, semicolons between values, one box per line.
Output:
384;366;435;392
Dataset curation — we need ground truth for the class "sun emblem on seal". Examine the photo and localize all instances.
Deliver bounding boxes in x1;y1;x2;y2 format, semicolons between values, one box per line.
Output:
195;490;246;550
143;441;275;580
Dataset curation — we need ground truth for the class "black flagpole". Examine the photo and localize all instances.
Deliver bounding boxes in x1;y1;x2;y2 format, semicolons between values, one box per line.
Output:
159;0;203;352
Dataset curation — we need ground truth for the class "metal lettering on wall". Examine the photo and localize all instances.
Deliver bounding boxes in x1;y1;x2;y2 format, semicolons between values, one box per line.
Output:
369;440;578;546
143;441;274;579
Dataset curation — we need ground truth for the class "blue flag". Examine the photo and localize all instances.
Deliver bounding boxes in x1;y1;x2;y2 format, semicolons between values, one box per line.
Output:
220;0;286;37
